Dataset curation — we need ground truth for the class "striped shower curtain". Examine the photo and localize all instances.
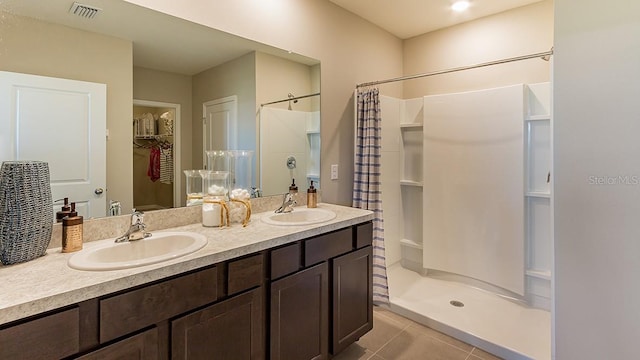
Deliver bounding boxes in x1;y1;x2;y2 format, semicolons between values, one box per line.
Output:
353;88;389;304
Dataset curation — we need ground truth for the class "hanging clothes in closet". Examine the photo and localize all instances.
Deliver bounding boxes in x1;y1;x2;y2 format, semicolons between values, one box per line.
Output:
160;145;173;184
147;146;161;182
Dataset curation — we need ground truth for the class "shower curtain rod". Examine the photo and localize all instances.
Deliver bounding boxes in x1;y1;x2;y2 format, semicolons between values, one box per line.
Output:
356;48;554;88
260;92;320;107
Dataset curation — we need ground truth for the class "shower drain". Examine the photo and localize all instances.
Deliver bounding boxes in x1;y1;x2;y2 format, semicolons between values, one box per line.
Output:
449;300;465;307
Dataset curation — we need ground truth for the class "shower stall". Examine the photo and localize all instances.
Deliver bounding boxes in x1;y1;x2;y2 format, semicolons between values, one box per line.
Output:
358;53;553;359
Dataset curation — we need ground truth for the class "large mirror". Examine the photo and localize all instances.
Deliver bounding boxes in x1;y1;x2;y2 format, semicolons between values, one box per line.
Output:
0;0;320;217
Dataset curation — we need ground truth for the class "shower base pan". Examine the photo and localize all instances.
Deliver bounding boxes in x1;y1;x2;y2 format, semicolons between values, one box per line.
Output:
385;263;551;360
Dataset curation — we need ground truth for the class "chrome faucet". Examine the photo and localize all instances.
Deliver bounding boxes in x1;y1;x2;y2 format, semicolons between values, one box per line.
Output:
115;211;152;243
275;192;297;213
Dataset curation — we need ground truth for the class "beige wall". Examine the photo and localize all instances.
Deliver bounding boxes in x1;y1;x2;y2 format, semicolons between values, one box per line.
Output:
0;12;133;213
402;0;553;98
125;0;404;205
192;52;256;171
256;52;315;112
133;67;193;206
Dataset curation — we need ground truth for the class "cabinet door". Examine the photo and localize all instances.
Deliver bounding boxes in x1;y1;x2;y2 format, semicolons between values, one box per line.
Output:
0;307;79;360
172;287;264;360
331;246;373;355
75;328;158;360
270;262;328;360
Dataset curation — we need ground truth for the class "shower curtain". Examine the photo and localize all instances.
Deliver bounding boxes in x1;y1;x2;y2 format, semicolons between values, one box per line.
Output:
353;88;389;304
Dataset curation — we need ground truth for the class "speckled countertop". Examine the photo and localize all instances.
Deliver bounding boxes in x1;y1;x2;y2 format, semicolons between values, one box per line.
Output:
0;203;373;326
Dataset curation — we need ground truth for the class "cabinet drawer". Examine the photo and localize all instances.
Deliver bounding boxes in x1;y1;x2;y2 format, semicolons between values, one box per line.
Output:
304;228;353;266
100;266;218;343
76;327;158;360
0;307;79;360
228;253;264;296
356;222;373;249
270;242;301;279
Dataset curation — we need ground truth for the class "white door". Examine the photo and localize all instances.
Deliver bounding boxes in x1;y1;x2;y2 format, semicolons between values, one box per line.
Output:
0;71;107;218
203;96;238;168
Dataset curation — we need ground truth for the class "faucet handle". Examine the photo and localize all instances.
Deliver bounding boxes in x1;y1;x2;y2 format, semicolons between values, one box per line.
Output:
131;210;144;225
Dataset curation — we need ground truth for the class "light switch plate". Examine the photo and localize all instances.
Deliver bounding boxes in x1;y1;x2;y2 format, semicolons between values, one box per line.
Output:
331;164;338;180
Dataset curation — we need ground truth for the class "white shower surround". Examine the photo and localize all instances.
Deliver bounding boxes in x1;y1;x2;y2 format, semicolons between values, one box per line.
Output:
423;84;525;295
379;82;552;358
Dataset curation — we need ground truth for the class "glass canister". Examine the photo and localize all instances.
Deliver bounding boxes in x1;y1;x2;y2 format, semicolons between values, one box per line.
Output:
228;151;254;227
206;150;230;173
200;170;229;199
229;150;254;200
200;170;230;227
183;170;203;206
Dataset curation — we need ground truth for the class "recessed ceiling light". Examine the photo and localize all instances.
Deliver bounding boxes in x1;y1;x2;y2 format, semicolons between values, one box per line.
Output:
451;1;470;12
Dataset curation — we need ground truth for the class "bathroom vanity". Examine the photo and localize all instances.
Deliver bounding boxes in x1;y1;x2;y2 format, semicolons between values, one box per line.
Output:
0;204;373;360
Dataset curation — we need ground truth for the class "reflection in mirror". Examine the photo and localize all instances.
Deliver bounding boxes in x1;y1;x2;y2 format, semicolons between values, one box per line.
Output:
0;0;320;218
259;93;321;196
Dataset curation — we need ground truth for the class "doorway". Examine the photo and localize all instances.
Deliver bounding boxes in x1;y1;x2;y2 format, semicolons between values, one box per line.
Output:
202;96;238;168
132;99;181;210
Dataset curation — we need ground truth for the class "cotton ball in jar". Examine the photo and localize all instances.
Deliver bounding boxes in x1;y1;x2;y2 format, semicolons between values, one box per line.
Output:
230;188;250;200
208;184;227;196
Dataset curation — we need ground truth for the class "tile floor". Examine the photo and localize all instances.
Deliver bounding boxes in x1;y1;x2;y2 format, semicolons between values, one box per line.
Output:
334;306;502;360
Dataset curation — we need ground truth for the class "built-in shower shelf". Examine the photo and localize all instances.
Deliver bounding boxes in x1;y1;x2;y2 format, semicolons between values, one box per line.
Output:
400;180;423;187
525;115;550;121
400;238;423;250
525;270;551;280
525;191;550;198
400;123;423;129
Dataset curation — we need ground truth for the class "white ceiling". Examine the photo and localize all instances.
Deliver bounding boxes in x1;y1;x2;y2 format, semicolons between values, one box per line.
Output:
328;0;544;39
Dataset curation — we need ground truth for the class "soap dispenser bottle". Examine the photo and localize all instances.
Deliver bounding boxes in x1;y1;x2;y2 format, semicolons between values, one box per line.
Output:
289;179;299;203
55;197;72;223
62;202;83;253
307;181;317;208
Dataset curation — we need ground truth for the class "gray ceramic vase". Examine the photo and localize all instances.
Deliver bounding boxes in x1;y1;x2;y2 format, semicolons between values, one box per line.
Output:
0;161;53;265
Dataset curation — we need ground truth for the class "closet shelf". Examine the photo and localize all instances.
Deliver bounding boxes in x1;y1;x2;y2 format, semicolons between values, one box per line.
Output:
525;270;551;280
134;134;173;140
400;180;423;187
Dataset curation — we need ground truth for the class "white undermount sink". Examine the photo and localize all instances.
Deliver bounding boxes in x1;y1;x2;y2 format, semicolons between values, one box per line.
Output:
261;207;336;226
68;231;208;271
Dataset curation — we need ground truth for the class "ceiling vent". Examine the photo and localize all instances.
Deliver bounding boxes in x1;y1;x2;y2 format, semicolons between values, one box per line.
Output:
69;2;102;19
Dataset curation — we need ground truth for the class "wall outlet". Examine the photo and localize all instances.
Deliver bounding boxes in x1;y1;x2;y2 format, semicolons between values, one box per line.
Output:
331;164;338;180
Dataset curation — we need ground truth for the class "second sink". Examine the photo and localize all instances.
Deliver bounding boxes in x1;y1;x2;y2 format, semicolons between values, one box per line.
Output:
261;207;336;226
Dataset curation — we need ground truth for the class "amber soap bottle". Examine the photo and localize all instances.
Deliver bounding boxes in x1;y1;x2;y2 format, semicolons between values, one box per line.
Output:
62;202;83;253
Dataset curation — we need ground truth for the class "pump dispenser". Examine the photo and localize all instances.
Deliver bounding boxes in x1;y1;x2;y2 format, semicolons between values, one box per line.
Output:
289;179;298;193
307;181;317;208
289;178;298;202
62;202;83;253
55;197;72;223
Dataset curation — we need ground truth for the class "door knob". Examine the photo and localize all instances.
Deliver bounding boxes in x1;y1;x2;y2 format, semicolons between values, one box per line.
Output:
95;188;104;195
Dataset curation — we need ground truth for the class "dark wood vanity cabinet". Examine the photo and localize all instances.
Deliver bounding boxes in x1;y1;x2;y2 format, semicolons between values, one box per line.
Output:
0;220;372;360
269;221;373;360
270;262;329;360
172;287;264;360
76;328;159;360
331;246;373;354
